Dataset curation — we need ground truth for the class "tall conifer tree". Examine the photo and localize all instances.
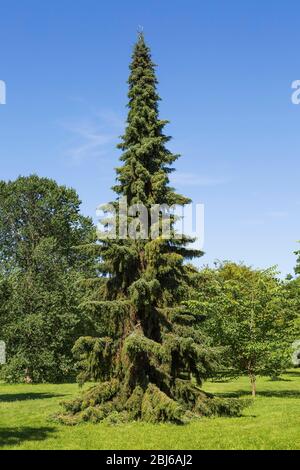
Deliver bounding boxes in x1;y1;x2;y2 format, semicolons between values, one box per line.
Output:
59;34;246;423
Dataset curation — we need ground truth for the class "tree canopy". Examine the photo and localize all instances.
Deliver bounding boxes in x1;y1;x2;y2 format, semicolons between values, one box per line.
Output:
186;262;298;396
0;175;95;382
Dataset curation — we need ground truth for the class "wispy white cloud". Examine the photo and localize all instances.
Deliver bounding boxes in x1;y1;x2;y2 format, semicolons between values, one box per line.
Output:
241;218;265;226
63;121;114;164
241;210;289;226
94;109;124;130
170;172;228;187
266;210;289;218
59;109;124;165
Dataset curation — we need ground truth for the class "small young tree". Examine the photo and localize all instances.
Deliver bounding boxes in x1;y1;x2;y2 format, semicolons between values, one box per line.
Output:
186;262;297;396
57;34;247;424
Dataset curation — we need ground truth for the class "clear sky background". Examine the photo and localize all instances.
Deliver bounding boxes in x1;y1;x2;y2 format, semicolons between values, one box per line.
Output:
1;0;300;276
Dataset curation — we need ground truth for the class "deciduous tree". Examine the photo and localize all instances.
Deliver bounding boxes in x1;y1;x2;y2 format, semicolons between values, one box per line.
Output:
0;175;95;382
186;262;297;396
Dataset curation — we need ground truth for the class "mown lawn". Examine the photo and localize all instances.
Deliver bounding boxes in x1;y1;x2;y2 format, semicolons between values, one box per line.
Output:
0;370;299;450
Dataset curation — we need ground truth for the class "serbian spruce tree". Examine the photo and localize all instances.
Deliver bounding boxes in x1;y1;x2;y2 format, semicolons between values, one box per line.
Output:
59;34;246;424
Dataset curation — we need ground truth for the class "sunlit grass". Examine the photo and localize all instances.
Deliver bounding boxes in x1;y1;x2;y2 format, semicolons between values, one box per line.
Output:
0;370;299;450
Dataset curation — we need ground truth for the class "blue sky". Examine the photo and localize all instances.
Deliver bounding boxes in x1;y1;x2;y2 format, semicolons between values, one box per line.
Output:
1;0;300;276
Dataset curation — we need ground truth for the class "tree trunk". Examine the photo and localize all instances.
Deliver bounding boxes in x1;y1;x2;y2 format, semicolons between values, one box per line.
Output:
249;373;256;397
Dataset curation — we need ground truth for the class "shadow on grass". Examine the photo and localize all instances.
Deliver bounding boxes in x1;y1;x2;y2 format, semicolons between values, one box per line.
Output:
213;389;300;399
268;377;291;382
0;393;66;403
284;369;300;378
0;426;56;448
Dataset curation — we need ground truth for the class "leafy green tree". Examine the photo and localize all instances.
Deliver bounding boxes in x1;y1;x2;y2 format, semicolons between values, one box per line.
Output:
0;176;95;382
284;277;300;336
186;262;297;396
288;248;300;364
0;175;94;273
58;34;247;424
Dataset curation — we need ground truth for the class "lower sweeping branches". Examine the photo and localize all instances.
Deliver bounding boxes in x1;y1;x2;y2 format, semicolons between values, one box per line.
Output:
56;33;249;425
56;302;249;424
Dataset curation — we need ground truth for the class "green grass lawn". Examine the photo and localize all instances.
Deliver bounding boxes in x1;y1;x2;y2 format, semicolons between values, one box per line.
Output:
0;370;300;450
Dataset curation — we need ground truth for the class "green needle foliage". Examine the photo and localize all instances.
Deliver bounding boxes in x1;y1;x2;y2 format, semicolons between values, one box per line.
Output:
58;34;248;424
